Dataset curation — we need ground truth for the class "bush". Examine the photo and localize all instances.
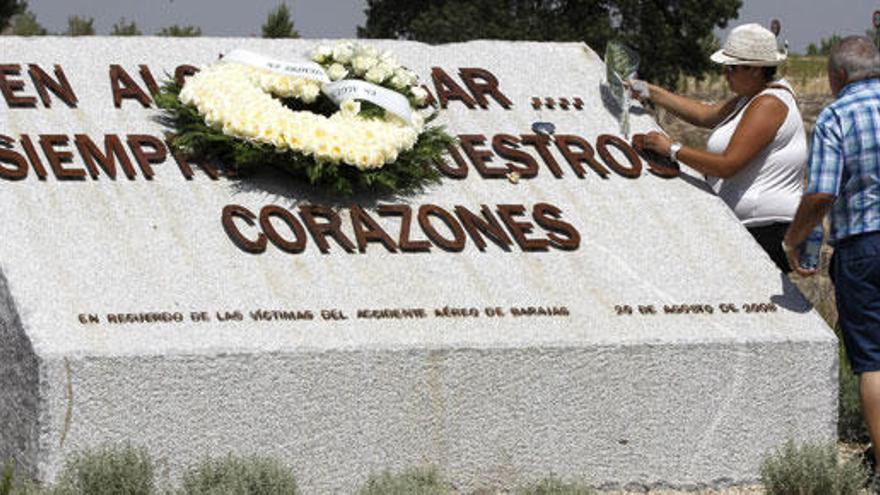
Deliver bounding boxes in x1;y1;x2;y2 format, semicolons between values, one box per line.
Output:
53;444;154;495
1;460;13;495
515;476;595;494
359;467;451;495
181;455;298;495
760;440;867;495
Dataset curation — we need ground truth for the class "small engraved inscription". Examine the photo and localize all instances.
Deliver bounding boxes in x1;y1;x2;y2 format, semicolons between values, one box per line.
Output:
76;303;568;326
614;302;778;316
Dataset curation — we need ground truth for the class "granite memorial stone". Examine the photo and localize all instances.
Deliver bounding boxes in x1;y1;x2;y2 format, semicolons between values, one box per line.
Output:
0;37;836;492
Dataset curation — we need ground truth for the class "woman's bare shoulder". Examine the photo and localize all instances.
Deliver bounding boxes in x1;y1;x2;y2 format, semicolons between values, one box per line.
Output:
749;93;789;112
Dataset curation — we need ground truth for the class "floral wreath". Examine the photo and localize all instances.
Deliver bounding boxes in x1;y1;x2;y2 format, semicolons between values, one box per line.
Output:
156;42;454;194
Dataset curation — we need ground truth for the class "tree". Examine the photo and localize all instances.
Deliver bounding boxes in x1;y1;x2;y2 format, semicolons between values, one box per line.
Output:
805;34;842;56
11;9;46;35
157;24;202;37
65;15;94;36
262;3;299;38
819;34;842;55
111;17;141;36
0;0;26;32
358;0;742;87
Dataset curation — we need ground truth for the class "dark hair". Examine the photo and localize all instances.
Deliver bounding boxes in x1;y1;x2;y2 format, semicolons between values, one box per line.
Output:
762;66;778;82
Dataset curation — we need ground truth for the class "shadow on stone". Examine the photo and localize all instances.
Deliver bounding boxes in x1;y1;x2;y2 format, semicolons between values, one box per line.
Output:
675;170;717;196
771;272;813;313
222;166;442;209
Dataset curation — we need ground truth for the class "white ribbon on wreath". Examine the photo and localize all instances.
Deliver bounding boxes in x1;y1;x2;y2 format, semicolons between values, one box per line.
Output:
223;49;414;125
224;49;330;83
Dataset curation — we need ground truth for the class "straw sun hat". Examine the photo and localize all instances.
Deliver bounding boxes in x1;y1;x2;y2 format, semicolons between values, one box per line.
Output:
710;23;786;66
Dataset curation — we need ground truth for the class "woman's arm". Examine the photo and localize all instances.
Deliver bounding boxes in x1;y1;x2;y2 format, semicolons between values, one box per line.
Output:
641;94;788;178
641;83;742;129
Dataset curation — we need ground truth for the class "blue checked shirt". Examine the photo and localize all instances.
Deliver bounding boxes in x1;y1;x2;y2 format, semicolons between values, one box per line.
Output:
806;78;880;245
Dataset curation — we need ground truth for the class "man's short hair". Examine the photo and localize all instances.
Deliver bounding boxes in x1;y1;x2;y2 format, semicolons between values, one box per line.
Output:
829;36;880;83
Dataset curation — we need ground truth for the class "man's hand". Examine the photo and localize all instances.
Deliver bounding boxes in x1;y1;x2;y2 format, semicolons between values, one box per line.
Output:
782;240;819;277
783;193;836;277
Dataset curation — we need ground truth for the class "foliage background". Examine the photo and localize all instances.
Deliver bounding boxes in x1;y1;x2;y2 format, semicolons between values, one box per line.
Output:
358;0;742;87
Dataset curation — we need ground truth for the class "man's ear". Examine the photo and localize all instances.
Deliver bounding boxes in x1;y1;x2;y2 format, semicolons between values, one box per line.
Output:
832;67;848;92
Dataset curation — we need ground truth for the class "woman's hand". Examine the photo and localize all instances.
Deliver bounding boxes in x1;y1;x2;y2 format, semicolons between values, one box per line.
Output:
641;131;673;157
623;79;651;104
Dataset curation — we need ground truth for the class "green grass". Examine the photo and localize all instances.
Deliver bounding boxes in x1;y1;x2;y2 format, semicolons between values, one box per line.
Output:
779;56;829;81
1;460;14;495
180;455;298;495
760;440;867;495
515;476;596;494
359;467;452;495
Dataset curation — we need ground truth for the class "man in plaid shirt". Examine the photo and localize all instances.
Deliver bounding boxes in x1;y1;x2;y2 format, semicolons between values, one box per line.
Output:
784;35;880;470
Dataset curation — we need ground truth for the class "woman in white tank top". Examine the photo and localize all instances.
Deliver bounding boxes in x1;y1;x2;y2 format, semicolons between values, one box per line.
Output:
634;23;807;273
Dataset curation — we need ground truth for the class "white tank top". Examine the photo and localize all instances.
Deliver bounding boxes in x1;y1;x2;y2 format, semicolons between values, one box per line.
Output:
705;79;807;227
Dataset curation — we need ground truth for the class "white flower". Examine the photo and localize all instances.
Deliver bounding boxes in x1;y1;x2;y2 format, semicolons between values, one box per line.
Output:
410;86;428;106
301;83;320;103
329;140;344;162
180;55;425;171
367;149;384;168
327;63;348;81
290;78;305;94
411;111;425;129
179;84;195;104
404;69;419;86
365;66;389;84
332;43;354;64
204;110;220;127
376;62;395;74
359;45;379;58
384;148;398;163
312;45;332;63
355;150;371;170
390;74;409;90
351;55;378;76
391;68;412;87
344;148;358;166
340;99;361;117
241;120;260;139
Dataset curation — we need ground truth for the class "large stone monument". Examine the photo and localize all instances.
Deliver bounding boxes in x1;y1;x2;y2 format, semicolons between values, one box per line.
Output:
0;37;836;492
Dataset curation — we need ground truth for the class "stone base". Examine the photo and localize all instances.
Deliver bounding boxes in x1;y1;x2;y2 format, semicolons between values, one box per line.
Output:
6;339;836;493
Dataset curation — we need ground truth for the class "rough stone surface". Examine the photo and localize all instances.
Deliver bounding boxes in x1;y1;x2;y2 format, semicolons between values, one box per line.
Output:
0;37;836;493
